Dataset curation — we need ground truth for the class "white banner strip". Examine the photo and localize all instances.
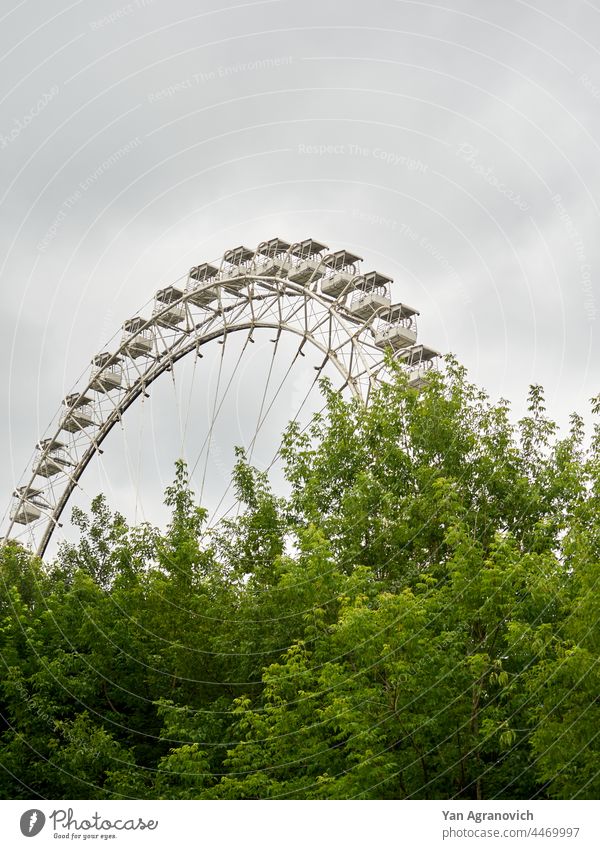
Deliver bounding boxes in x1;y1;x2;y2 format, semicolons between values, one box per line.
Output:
0;800;599;849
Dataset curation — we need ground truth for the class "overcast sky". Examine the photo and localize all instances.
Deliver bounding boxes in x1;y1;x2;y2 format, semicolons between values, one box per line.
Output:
2;0;600;547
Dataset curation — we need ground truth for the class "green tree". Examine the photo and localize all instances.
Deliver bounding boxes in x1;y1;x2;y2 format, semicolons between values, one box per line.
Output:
1;359;599;799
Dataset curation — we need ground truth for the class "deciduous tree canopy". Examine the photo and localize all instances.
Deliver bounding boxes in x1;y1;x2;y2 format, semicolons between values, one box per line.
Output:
2;359;599;799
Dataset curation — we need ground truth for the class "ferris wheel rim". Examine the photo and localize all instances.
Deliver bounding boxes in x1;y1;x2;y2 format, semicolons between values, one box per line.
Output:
3;240;440;558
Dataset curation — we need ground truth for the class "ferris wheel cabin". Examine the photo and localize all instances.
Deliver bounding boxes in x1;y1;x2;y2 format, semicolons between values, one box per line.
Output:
374;304;419;350
287;239;329;284
153;286;186;328
122;317;154;358
90;353;122;393
255;238;292;277
187;264;220;307
347;271;393;320
10;486;49;525
397;344;441;388
61;394;96;433
320;250;363;298
34;438;72;478
220;245;255;293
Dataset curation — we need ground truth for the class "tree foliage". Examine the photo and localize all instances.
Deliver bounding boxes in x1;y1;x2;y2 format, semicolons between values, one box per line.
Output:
1;358;599;799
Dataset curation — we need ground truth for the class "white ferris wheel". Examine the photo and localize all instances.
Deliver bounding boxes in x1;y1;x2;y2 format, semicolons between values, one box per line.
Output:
3;237;440;559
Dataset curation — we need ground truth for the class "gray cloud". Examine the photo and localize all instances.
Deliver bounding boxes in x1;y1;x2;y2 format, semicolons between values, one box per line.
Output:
2;0;599;551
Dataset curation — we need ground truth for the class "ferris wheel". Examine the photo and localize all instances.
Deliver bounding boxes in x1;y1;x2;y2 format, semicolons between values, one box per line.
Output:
3;237;440;559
